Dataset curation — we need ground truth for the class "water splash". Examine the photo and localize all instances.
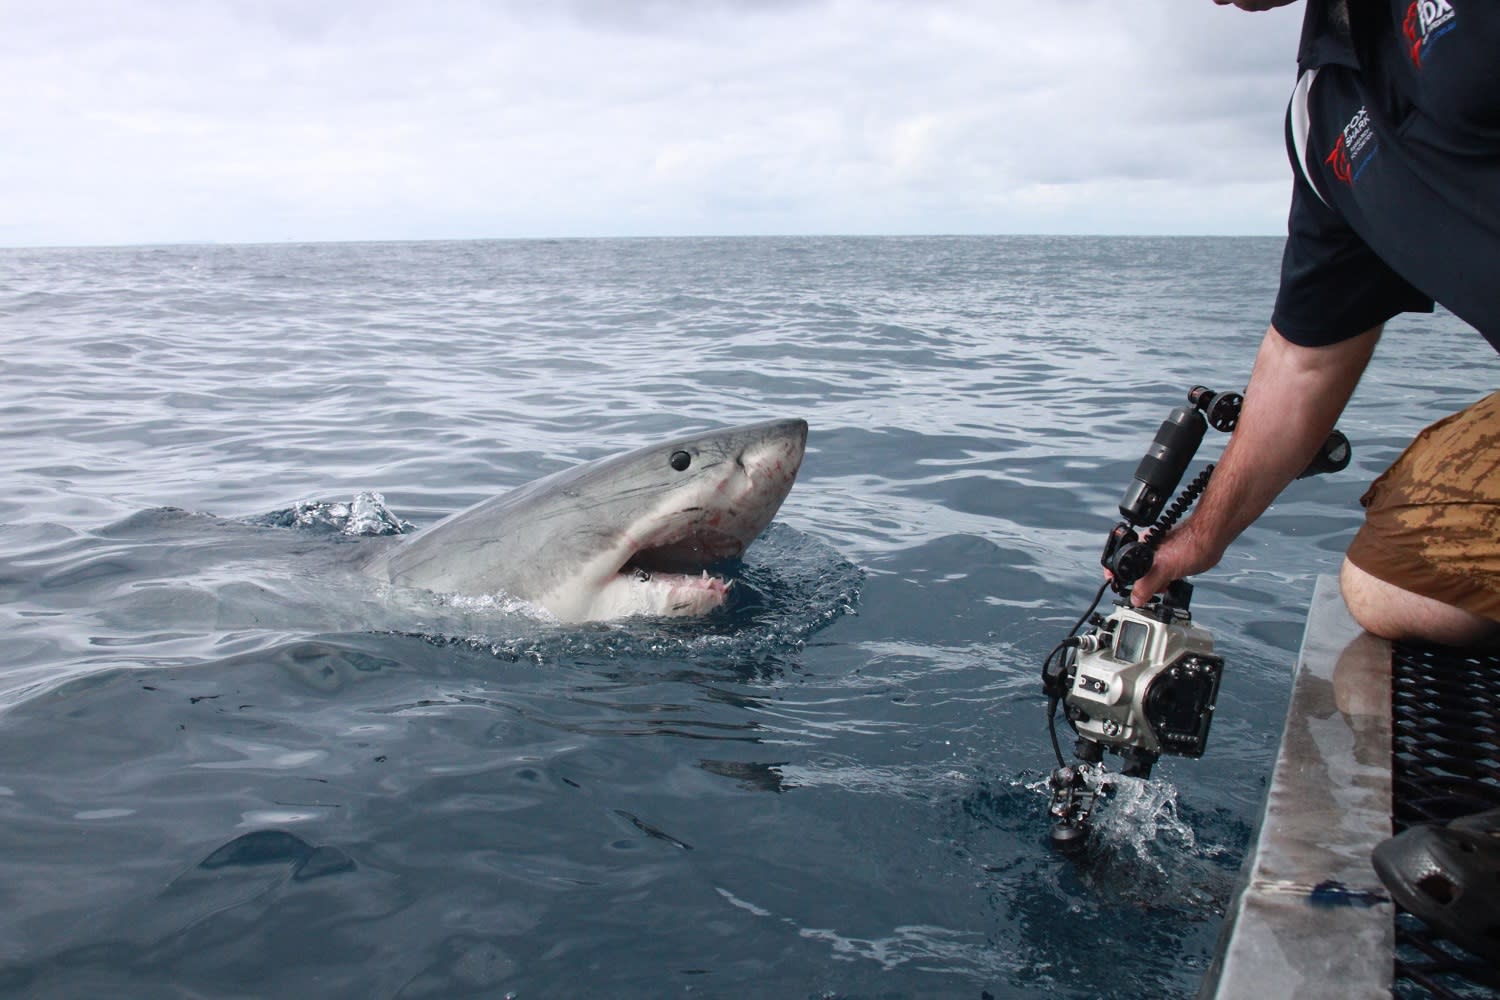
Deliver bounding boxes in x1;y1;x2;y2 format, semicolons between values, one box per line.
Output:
1090;772;1200;866
251;491;412;536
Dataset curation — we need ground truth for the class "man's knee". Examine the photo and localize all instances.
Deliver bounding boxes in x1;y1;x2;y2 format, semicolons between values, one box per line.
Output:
1340;559;1406;639
1340;558;1500;649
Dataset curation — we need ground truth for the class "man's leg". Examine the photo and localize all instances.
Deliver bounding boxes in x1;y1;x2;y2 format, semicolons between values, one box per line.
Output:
1341;557;1500;649
1342;391;1500;649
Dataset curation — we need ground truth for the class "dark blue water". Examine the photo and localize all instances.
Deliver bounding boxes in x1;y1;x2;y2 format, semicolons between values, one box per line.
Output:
1;236;1493;997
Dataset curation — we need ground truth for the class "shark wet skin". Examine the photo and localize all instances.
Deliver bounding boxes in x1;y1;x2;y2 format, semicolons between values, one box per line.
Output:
363;419;808;623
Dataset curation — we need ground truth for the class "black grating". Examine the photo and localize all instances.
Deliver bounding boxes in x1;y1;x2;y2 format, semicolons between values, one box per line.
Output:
1389;641;1500;999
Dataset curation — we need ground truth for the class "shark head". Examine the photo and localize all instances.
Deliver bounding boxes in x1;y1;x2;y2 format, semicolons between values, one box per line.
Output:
366;418;808;622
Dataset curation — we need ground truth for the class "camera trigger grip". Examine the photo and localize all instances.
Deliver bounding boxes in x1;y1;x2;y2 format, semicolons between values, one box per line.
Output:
1109;540;1153;592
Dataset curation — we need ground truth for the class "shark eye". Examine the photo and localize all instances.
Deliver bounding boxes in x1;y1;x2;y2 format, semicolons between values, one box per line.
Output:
669;450;691;472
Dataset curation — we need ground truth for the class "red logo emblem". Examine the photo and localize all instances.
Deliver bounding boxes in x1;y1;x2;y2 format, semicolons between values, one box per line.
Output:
1403;4;1426;66
1403;0;1457;69
1324;135;1352;186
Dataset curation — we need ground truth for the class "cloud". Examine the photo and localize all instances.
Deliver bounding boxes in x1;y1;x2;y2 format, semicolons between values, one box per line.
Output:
0;0;1306;245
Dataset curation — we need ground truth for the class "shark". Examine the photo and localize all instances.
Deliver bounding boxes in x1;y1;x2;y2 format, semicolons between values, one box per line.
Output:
362;418;808;622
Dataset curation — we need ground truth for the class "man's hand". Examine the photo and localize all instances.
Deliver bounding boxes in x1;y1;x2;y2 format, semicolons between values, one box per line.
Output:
1213;0;1300;9
1130;516;1228;608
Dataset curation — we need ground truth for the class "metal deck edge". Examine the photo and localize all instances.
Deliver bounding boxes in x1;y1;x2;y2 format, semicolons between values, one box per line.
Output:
1202;575;1395;999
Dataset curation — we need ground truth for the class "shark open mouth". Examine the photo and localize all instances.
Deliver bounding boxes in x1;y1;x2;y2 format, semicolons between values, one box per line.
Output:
624;564;731;598
628;529;747;575
617;552;732;617
622;529;750;598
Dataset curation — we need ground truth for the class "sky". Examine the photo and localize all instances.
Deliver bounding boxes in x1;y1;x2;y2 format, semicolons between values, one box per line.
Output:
0;0;1309;247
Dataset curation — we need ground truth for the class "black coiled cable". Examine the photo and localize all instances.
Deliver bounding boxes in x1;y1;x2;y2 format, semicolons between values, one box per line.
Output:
1141;463;1214;552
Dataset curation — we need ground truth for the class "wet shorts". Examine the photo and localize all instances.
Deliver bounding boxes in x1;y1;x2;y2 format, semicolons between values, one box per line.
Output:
1346;391;1500;622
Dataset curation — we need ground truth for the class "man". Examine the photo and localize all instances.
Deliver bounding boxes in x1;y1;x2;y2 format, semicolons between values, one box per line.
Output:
1132;0;1499;650
1134;0;1500;962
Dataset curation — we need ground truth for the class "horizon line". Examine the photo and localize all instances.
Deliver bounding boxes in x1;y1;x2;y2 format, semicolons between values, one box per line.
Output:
0;231;1287;252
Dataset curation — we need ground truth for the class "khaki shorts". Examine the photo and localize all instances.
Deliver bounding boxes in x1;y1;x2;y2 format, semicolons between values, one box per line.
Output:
1346;390;1500;622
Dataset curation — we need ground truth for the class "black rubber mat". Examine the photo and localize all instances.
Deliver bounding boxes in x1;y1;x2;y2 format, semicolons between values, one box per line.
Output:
1388;641;1500;998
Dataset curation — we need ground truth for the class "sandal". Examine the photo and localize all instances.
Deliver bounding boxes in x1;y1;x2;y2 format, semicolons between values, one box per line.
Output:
1372;806;1500;963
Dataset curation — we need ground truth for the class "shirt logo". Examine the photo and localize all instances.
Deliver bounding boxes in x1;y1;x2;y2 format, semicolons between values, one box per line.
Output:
1325;106;1378;186
1403;0;1456;68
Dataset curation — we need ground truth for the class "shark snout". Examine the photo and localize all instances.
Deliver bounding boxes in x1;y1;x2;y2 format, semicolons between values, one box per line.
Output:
740;418;807;484
734;419;805;504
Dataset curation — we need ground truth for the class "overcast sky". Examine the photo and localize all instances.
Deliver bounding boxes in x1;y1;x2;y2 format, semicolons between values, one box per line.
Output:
1;0;1308;247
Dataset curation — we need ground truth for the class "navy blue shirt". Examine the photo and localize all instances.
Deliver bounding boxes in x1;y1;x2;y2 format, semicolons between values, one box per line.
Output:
1273;0;1500;352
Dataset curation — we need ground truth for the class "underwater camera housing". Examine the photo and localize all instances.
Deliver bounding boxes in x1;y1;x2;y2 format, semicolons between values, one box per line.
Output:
1043;584;1225;851
1066;590;1222;762
1043;386;1350;851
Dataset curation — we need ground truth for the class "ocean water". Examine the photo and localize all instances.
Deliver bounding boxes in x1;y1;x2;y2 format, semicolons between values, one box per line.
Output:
0;236;1493;998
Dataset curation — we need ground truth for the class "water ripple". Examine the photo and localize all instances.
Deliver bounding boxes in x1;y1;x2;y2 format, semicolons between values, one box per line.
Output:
0;236;1491;997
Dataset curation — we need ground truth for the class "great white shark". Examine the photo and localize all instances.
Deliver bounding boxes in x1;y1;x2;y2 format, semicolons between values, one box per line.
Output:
362;418;808;623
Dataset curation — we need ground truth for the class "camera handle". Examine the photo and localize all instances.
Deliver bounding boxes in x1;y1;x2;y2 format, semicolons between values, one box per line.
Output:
1101;463;1216;597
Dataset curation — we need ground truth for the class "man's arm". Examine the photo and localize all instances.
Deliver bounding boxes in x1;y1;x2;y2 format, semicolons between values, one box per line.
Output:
1129;323;1381;607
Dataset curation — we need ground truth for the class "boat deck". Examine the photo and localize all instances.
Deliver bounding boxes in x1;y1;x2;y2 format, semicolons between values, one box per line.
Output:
1204;576;1500;998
